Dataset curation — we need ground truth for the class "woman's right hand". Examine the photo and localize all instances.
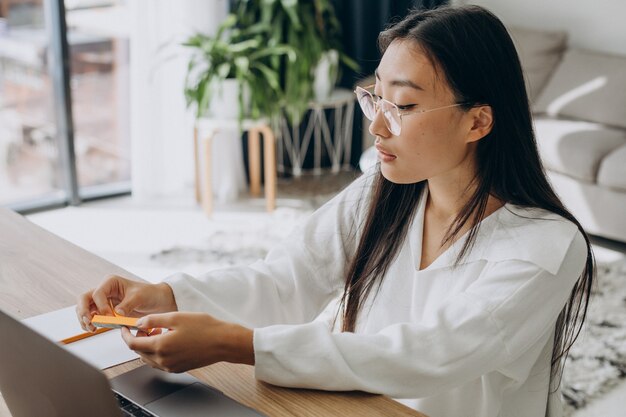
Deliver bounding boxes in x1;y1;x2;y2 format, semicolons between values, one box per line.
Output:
76;275;178;332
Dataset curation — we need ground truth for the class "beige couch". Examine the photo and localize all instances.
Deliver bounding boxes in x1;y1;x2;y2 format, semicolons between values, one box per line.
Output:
511;27;626;242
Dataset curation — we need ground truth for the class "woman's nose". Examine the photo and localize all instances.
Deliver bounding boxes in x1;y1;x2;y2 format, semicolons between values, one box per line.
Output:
368;108;392;139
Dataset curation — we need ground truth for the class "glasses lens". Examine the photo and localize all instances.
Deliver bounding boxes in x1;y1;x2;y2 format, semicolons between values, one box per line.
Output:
356;89;376;120
379;100;402;135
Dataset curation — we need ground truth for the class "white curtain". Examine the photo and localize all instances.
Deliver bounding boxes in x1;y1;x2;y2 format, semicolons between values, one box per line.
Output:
129;0;229;200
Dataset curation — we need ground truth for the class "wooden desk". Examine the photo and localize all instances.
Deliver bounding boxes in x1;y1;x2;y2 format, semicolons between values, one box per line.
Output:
0;208;426;417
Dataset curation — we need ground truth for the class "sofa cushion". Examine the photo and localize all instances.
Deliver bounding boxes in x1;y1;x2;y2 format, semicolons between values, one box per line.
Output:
597;145;626;191
508;26;567;103
533;49;626;129
534;117;626;183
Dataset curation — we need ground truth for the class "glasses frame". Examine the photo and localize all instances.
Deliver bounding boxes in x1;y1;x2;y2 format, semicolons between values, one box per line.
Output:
354;84;470;135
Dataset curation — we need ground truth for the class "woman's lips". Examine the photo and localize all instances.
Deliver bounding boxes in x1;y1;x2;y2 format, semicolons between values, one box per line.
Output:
375;144;397;162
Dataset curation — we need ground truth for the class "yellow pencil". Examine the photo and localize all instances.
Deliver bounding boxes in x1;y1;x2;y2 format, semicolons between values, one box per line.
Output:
60;299;122;344
60;327;113;345
109;299;119;317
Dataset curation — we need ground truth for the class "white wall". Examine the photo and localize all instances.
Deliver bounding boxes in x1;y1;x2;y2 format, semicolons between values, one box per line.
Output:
456;0;626;56
129;0;229;200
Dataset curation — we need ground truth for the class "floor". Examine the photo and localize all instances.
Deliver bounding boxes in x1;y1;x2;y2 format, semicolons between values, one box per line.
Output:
25;173;626;417
27;172;358;282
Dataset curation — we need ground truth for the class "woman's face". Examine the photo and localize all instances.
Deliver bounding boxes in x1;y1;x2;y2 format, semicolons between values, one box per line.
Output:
370;39;480;185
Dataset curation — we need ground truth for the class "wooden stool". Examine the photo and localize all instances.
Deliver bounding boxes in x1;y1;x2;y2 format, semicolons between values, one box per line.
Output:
194;119;276;216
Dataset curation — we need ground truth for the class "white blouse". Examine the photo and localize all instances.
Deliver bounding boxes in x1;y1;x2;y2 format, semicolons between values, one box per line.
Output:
166;170;587;417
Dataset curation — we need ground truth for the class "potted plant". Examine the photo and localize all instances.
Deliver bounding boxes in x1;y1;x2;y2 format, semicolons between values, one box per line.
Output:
183;14;296;122
232;0;359;124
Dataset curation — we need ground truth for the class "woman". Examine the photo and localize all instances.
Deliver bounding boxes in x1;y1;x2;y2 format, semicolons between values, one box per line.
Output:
77;5;594;417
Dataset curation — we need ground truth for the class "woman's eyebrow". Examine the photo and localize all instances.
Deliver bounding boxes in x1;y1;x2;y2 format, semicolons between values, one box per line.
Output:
374;68;425;91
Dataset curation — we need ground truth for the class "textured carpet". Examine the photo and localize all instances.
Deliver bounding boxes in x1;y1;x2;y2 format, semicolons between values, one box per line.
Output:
150;207;311;271
562;258;626;415
150;172;359;272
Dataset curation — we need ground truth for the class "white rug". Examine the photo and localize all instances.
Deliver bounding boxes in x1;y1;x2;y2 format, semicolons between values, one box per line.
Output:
562;257;626;415
148;206;312;276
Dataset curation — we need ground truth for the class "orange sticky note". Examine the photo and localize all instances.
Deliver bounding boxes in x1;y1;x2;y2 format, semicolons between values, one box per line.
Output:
91;315;140;330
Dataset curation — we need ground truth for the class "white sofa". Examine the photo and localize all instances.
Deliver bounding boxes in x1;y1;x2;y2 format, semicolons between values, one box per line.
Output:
511;27;626;242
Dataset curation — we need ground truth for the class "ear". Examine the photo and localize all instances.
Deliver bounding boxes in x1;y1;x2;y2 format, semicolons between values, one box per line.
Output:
466;105;494;143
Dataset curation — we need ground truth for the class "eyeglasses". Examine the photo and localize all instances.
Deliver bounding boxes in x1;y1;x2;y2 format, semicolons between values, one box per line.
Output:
354;84;468;136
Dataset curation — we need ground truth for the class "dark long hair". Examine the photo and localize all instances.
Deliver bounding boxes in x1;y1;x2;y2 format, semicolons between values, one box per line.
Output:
338;4;595;386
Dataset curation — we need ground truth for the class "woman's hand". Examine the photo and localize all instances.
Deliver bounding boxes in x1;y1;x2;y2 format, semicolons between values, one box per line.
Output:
76;275;178;332
120;312;255;373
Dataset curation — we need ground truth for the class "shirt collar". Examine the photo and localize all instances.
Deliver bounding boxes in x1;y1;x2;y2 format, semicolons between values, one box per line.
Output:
408;188;579;274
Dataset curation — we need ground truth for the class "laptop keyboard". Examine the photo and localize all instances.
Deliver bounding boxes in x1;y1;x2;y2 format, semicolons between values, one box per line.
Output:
114;392;156;417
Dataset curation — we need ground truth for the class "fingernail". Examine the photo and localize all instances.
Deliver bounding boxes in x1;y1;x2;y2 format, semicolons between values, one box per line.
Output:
115;308;125;316
136;319;144;328
82;316;90;325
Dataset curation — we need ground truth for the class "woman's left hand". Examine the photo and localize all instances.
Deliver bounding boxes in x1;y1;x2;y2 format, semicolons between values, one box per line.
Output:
120;312;254;373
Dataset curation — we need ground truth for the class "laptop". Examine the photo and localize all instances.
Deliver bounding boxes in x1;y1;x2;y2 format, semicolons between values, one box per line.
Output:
0;309;265;417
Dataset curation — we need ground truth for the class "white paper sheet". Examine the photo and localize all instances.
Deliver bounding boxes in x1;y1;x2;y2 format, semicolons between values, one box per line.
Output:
22;306;139;370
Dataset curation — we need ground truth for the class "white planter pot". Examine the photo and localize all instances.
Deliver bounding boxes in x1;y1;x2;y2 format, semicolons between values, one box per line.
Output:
313;50;339;102
208;78;250;120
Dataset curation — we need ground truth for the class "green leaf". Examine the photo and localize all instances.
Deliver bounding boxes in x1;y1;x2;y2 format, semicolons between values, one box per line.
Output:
245;22;272;35
229;39;261;53
340;54;360;72
253;62;281;91
248;45;294;61
216;14;237;40
234;56;250;74
197;78;211;118
279;0;302;29
217;63;231;78
182;33;203;48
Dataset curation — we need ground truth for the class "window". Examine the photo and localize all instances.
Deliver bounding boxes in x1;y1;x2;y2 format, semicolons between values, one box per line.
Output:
0;0;66;208
66;0;130;197
0;0;130;211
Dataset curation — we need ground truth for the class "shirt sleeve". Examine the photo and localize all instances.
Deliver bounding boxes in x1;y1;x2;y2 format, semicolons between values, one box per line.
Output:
253;230;588;398
164;171;374;328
